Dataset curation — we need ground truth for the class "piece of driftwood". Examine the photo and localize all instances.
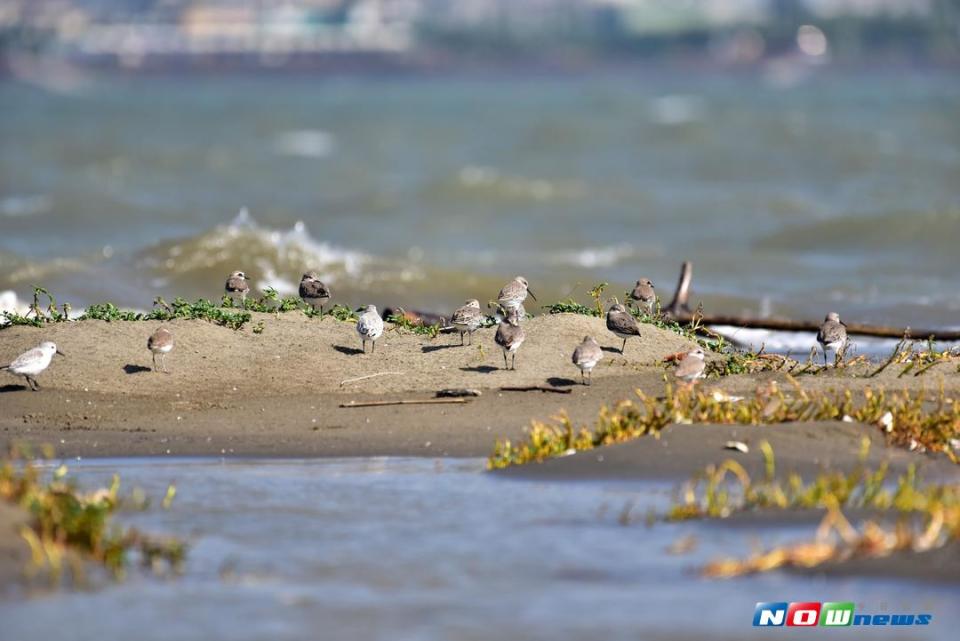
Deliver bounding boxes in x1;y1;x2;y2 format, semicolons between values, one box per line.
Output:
339;371;404;386
500;386;573;394
436;388;482;398
339;398;472;408
662;260;694;317
662;262;960;341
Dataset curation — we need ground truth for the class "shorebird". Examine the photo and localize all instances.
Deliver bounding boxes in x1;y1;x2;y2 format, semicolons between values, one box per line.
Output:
299;272;331;313
606;302;641;353
674;347;706;386
451;299;482;346
817;312;848;365
224;271;250;305
572;335;603;385
357;305;384;354
629;278;656;315
147;327;174;373
1;341;65;391
497;276;536;314
495;309;525;370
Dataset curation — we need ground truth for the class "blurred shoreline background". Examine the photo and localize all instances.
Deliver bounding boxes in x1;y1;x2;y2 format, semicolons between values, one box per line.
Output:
1;1;958;335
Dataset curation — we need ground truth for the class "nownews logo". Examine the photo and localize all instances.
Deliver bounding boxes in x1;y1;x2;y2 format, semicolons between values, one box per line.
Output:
753;602;933;627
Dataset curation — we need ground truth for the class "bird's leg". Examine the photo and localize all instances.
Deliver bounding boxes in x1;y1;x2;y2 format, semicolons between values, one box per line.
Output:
460;332;464;346
588;370;592;386
162;353;169;374
503;352;508;370
511;353;516;370
371;340;376;354
152;353;158;372
362;340;366;354
28;376;39;391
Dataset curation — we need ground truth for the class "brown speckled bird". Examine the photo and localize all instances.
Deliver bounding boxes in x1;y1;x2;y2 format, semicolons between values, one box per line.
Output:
817;312;848;365
495;309;525;370
299;272;331;313
224;271;250;305
629;278;656;315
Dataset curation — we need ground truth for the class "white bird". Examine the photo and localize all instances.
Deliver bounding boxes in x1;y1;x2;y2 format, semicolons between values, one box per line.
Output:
1;341;65;391
357;305;384;354
674;347;706;385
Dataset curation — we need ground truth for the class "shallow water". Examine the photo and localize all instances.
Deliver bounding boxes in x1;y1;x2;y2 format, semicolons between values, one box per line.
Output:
2;70;959;329
1;457;957;641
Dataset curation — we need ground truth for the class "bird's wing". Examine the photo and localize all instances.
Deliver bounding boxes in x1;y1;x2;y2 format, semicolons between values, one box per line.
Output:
452;306;480;324
674;356;705;378
10;348;43;370
301;280;329;298
498;281;522;301
607;312;640;336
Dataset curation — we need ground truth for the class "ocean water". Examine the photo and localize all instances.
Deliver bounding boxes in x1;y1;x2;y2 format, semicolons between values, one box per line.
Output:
1;457;957;641
1;69;958;330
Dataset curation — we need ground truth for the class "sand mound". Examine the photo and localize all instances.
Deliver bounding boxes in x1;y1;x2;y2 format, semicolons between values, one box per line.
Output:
0;313;698;397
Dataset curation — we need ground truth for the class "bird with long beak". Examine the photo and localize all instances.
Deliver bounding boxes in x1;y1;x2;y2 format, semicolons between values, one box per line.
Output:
497;276;536;314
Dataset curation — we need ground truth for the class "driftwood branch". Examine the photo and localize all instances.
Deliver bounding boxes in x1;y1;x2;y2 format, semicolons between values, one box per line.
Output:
662;261;693;317
339;398;472;408
339;371;404;386
500;385;573;394
662;262;960;341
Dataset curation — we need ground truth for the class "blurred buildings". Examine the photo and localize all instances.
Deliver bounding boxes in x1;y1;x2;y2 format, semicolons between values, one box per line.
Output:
0;0;956;67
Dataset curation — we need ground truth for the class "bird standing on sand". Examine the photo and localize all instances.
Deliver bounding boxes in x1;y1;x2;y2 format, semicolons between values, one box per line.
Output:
147;327;174;373
497;276;536;314
357;305;384;354
572;336;603;385
495;309;526;370
299;272;331;313
225;271;250;305
606;302;641;354
673;347;706;386
1;341;65;391
817;312;848;366
630;278;656;316
451;299;482;346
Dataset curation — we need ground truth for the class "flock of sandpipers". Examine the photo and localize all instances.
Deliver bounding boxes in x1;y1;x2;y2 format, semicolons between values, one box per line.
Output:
2;271;849;391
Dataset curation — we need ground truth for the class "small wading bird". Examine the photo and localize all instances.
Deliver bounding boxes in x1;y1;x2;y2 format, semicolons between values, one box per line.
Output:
451;299;482;346
572;335;603;385
147;327;174;373
1;341;65;391
630;278;656;316
606;302;641;353
299;272;331;313
817;312;848;366
495;308;525;370
497;276;536;314
356;305;384;354
673;347;706;386
225;271;250;305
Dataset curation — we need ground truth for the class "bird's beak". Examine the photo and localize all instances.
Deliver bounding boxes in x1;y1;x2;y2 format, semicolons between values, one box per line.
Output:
527;288;537;301
56;349;66;357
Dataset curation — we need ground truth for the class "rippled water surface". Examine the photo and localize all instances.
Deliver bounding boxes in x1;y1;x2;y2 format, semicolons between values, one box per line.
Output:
1;70;958;327
1;458;957;641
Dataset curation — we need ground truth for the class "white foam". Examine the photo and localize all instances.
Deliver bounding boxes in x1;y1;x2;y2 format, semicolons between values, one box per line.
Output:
272;130;336;159
0;195;52;218
224;209;369;282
